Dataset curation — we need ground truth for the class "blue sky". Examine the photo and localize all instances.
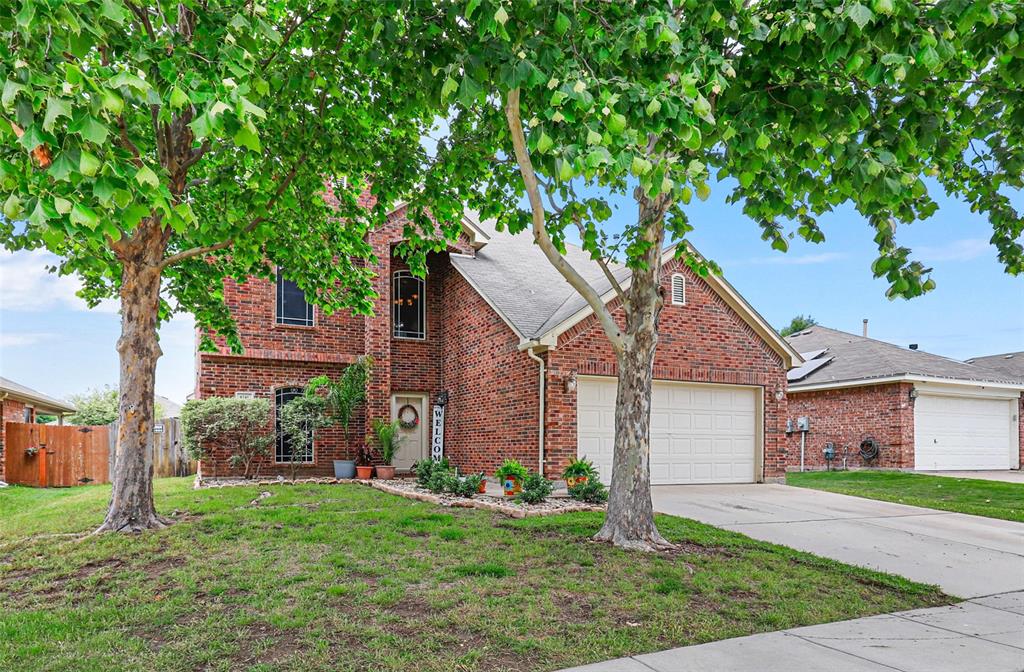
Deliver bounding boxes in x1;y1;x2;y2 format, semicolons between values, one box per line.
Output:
1;178;1021;404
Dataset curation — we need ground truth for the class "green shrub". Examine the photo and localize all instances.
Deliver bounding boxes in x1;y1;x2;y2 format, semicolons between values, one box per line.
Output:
414;457;449;488
180;397;272;479
426;467;457;494
450;473;484;498
516;472;554;504
371;418;403;465
568;479;609;504
494;459;528;483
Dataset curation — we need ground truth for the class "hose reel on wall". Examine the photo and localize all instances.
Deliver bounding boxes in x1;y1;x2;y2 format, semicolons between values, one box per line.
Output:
859;436;881;462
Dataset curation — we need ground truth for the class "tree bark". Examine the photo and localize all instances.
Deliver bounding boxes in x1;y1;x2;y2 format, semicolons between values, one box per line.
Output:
592;191;674;552
95;223;170;533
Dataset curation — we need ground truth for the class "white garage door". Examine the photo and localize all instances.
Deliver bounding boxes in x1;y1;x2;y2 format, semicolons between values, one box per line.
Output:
914;394;1015;471
577;377;757;485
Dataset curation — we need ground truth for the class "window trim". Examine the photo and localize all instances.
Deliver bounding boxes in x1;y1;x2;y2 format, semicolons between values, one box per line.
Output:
275;269;315;327
670;273;686;306
274;386;314;464
392;270;426;340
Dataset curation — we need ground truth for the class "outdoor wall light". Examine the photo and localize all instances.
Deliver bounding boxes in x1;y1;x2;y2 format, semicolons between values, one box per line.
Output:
774;387;785;401
564;369;578;394
909;388;918;400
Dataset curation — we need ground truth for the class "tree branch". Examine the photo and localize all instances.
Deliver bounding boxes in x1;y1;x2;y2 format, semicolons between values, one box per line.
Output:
503;88;625;352
159;159;305;270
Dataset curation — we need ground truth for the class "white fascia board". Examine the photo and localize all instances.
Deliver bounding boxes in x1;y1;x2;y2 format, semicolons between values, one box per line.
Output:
789;375;1024;394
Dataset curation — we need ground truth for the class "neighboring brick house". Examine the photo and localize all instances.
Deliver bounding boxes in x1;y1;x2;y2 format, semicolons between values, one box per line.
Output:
0;377;76;481
195;204;800;483
786;327;1023;472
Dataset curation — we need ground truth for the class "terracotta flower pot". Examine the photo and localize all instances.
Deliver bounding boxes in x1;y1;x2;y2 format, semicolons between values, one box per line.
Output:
375;465;396;480
502;477;522;497
477;479;487;494
566;475;589;489
356;465;374;479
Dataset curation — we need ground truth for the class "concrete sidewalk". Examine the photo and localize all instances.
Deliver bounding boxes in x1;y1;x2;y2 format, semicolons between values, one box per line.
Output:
559;592;1024;672
651;484;1024;598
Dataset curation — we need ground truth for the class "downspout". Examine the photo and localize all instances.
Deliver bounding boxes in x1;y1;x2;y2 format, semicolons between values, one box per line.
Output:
525;347;546;476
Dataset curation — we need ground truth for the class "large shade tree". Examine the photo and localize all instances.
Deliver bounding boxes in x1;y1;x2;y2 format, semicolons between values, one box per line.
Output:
379;0;1022;550
0;1;464;532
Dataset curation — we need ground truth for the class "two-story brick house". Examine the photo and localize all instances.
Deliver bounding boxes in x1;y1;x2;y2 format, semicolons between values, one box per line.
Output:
195;202;800;483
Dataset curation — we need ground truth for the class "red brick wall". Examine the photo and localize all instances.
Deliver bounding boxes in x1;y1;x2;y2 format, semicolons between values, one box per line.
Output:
544;258;790;480
786;382;915;470
1;399;28;480
440;267;540;476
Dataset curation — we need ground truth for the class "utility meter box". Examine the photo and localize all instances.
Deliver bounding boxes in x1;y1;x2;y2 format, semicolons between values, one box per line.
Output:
796;416;810;432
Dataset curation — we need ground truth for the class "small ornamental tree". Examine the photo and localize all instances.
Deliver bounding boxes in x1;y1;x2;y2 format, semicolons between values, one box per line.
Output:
780;315;819;338
380;0;1023;550
0;2;464;532
180;397;272;480
278;395;330;480
66;387;164;425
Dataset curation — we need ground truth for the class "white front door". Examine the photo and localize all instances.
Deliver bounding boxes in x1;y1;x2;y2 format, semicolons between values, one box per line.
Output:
390;394;427;470
914;393;1016;470
577;377;758;485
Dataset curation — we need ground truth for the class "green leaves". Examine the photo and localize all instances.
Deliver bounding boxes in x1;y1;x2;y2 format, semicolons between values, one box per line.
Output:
134;165;159;188
846;3;875;29
43;97;72;132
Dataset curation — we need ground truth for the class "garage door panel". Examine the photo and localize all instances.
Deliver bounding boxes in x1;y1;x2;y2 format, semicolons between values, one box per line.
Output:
578;377;757;485
914;394;1013;471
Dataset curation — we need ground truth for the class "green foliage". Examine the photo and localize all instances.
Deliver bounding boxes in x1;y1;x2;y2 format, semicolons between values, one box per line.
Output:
34;414;57;425
450;473;484;498
67;387;164;425
426;467;457;494
180;397;272;479
780;315;819;338
278;395;331;478
568;479;609;505
414;458;441;488
516;473;554;504
305;357;373;437
371;418;403;466
494;459;529;483
562;456;598;480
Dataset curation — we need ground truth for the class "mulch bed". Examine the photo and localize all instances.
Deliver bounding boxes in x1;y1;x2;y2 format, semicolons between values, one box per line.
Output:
193;474;605;518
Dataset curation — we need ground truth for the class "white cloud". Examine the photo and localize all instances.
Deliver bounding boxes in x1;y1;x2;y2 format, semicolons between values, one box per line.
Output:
740;252;847;266
0;248;118;313
0;331;56;347
914;238;991;263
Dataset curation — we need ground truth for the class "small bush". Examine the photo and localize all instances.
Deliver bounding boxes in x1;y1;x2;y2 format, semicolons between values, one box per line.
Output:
568;479;609;504
426;467;457;494
516;472;554;504
450;473;484;498
414;457;449;488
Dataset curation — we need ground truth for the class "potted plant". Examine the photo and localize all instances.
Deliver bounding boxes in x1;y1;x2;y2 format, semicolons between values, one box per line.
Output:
355;444;374;479
372;418;402;480
476;473;487;494
562;456;598;489
494;459;528;496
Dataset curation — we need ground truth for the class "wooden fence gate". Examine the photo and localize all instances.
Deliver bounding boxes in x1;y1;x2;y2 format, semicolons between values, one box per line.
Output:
3;423;110;487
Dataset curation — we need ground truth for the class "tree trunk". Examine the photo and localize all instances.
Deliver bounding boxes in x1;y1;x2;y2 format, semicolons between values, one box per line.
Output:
593;192;674;552
95;239;169;533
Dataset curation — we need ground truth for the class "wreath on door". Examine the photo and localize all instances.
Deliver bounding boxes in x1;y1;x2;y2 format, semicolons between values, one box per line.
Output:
397;404;420;429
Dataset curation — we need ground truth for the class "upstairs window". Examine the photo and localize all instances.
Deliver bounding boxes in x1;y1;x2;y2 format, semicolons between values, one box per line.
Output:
393;270;425;339
671;274;686;306
276;269;313;326
275;387;313;463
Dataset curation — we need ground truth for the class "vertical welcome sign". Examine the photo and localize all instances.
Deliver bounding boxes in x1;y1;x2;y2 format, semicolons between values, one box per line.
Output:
431;404;445;462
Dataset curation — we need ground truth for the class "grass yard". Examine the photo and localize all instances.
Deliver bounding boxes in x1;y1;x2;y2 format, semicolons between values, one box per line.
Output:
787;471;1024;522
1;478;949;672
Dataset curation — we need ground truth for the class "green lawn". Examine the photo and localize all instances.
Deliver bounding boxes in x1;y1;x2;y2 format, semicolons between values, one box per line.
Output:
787;471;1024;522
1;478;948;672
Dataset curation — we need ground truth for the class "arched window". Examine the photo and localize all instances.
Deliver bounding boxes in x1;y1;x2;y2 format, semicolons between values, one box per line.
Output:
275;387;312;463
670;274;686;306
393;270;425;339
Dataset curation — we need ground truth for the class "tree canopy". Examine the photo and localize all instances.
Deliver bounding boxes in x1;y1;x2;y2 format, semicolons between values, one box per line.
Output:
780;315;819;337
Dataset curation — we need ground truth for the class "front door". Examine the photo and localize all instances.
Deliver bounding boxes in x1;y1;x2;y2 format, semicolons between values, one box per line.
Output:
390;394;427;470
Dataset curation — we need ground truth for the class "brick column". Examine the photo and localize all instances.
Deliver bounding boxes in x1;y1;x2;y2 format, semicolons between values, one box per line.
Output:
364;238;392;446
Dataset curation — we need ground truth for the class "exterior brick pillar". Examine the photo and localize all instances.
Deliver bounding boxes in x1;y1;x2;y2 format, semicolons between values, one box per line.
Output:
364;237;392;447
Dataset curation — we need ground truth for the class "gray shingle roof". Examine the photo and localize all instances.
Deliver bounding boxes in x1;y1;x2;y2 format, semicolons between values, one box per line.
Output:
449;223;630;339
0;376;76;413
965;352;1024;380
785;327;1023;388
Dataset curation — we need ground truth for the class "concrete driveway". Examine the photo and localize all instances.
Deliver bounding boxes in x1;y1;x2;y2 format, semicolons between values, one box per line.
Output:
652;484;1024;598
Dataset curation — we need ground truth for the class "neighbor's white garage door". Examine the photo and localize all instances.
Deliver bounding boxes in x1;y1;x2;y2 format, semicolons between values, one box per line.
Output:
914;394;1015;470
577;377;757;485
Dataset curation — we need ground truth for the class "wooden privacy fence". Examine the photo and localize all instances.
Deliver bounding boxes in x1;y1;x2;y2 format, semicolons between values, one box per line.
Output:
108;418;195;480
3;423;110;487
3;418;194;487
